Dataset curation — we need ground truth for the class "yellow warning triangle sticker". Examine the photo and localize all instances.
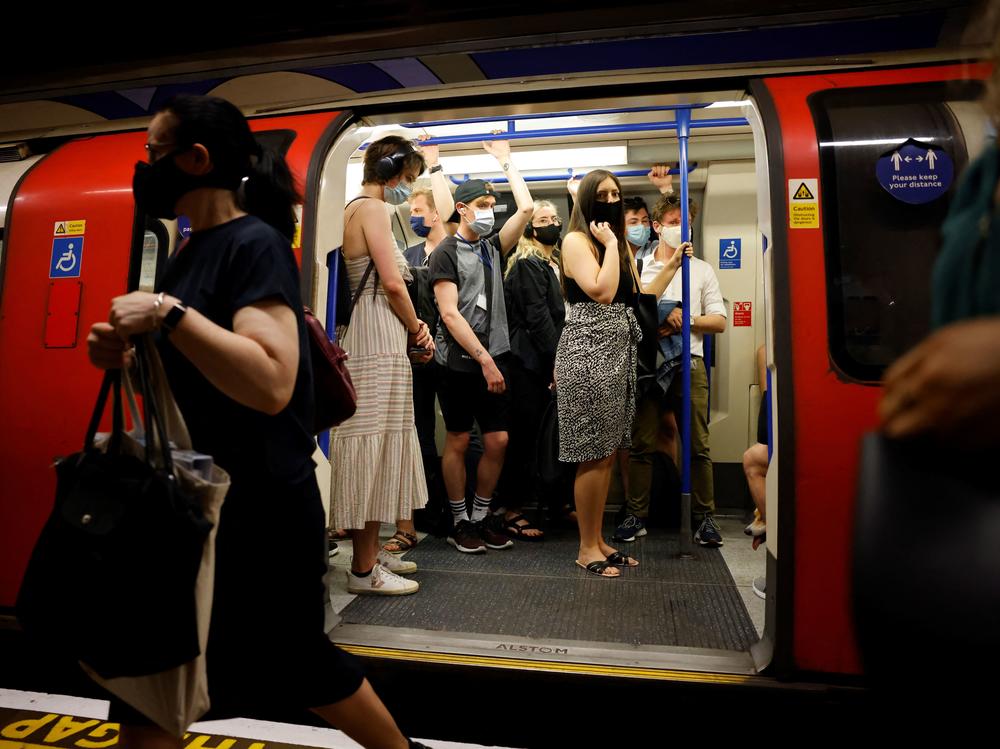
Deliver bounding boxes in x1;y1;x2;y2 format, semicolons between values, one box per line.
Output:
793;183;815;200
55;222;66;234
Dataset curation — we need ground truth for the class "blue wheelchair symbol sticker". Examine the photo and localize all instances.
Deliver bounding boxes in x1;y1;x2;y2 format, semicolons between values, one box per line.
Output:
720;238;741;269
50;237;84;278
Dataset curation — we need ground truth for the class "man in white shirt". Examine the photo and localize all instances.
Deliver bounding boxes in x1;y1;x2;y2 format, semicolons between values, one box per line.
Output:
618;194;728;547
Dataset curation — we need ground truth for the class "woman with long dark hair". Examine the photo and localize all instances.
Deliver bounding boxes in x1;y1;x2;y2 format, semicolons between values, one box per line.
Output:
497;200;566;538
556;170;643;577
86;95;422;748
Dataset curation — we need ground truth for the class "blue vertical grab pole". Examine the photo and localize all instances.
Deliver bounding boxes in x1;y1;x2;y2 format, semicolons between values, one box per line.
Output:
677;108;694;559
318;249;337;458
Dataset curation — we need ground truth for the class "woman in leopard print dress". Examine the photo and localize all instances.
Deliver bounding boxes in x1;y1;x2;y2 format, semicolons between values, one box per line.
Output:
555;170;642;579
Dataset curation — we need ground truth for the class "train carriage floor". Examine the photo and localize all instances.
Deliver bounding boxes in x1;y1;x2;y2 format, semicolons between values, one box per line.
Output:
325;514;765;671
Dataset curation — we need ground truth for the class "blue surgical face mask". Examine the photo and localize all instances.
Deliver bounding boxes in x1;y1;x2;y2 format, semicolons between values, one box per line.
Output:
465;207;495;235
384;181;412;205
627;224;650;246
410;215;431;238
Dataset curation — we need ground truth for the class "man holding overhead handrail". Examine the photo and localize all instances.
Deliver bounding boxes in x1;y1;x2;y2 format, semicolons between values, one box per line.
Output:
430;138;535;554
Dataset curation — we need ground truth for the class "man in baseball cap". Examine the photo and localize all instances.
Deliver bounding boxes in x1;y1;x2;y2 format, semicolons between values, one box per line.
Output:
428;139;534;554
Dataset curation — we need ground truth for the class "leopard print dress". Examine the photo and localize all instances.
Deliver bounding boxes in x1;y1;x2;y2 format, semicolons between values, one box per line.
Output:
554;301;641;463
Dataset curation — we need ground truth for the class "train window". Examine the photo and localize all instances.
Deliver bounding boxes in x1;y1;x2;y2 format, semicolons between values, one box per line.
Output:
809;81;983;382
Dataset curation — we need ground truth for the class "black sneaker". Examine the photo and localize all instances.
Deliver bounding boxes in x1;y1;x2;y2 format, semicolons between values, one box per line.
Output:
447;520;486;554
613;513;648;542
694;515;724;547
478;516;514;550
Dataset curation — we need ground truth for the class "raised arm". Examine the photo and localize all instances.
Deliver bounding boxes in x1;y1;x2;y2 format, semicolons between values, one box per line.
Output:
483;139;533;254
419;141;456;228
560;224;620;305
648;164;675;195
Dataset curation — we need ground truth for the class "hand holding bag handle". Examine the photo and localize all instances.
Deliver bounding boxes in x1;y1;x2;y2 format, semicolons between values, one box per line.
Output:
81;335;230;736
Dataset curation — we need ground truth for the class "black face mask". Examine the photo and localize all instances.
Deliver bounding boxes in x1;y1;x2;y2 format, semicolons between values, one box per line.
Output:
533;224;561;247
133;152;242;220
591;199;623;227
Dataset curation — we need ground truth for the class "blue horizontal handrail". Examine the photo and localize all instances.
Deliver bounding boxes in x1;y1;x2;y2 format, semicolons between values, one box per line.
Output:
451;165;698;185
358;117;748;150
397;118;748;147
402;103;712;128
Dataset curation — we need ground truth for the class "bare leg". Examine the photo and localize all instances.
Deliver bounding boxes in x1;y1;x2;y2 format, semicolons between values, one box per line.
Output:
743;443;768;522
350;521;381;574
396;519;416;536
441;431;470;503
475;430;508;498
118;727;182;749
574;454;619;576
311;678;409;749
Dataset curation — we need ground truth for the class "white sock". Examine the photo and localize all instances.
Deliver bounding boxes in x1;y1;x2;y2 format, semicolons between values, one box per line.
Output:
470;494;492;523
450;499;469;526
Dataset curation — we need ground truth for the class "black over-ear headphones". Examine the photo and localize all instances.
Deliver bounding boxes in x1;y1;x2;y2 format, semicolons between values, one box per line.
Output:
374;143;416;181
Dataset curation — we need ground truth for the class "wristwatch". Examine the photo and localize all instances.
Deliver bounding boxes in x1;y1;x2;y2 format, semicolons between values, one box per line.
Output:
429;164;443;174
162;300;188;333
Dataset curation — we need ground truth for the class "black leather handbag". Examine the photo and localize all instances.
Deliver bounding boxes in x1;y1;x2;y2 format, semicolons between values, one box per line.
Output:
632;258;661;395
536;391;575;486
17;345;213;679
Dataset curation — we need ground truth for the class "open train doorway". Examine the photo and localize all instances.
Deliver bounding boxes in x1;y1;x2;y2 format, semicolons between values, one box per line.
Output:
310;89;776;680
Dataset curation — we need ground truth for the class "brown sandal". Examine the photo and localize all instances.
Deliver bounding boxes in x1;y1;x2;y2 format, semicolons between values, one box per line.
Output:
382;530;418;554
328;528;349;541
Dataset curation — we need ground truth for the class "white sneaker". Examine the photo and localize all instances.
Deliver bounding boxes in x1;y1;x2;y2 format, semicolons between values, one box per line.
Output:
346;564;419;596
377;549;417;575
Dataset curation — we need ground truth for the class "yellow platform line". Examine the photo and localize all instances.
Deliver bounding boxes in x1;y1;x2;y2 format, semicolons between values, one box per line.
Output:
338;645;753;685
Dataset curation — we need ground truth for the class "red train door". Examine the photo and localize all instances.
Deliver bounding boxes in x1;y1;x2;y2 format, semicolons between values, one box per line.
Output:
0;111;348;610
751;63;991;677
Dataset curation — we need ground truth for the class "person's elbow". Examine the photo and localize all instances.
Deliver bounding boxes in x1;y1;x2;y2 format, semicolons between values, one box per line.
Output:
440;307;462;330
382;277;408;298
707;314;727;334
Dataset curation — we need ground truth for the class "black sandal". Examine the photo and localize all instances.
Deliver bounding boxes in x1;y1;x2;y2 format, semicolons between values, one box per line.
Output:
575;560;619;577
504;513;545;541
382;530;418;554
606;551;639;568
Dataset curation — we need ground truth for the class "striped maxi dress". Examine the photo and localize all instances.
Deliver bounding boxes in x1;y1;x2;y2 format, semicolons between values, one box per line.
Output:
329;251;428;529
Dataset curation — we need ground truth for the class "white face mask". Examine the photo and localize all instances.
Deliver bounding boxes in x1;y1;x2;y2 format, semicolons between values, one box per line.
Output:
660;225;683;248
466;207;495;235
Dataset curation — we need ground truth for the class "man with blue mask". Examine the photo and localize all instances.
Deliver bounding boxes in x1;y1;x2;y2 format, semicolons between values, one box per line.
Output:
429;138;535;555
404;188;446;266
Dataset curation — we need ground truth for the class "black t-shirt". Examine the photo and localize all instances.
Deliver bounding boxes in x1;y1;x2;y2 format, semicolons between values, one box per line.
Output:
155;215;315;484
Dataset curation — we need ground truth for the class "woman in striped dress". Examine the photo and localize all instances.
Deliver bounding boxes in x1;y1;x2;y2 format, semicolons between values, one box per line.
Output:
330;136;434;596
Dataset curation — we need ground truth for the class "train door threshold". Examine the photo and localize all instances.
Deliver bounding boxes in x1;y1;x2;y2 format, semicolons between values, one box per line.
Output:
325;519;767;686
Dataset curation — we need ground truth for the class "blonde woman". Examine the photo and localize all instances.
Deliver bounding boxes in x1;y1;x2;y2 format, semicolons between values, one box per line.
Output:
494;200;566;539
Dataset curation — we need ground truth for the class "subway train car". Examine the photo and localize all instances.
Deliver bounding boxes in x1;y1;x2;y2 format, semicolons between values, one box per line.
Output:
0;36;992;727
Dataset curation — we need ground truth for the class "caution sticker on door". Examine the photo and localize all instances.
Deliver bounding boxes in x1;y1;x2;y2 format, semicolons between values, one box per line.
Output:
733;301;752;327
53;220;86;236
788;179;819;229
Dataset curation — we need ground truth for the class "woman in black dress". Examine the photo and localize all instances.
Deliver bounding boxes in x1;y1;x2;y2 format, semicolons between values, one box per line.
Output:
86;95;418;749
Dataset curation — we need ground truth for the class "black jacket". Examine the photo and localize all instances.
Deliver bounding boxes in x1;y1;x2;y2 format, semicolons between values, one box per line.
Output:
504;255;566;376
